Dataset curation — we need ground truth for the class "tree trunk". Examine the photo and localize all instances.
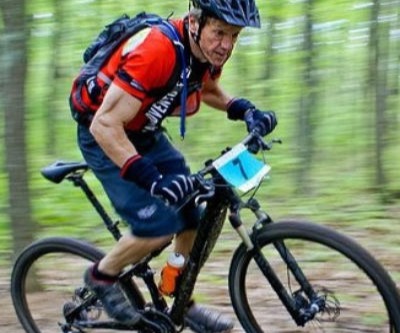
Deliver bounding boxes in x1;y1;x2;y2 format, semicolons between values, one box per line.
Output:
263;16;278;97
295;0;318;195
0;0;37;267
45;0;62;155
369;0;389;193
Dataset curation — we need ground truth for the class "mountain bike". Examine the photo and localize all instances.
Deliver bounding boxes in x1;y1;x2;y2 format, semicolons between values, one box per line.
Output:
11;130;400;332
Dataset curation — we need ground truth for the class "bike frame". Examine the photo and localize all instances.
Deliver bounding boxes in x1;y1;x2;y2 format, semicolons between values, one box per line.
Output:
64;137;324;328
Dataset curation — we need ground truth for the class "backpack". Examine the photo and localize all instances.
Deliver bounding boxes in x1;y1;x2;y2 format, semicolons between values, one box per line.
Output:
70;12;188;136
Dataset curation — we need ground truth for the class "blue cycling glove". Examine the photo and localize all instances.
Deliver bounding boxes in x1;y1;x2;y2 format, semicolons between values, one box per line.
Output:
244;108;277;137
120;155;194;205
151;174;195;205
227;98;277;136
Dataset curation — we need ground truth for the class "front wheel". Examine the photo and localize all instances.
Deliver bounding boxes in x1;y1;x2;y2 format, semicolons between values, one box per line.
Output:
229;221;400;332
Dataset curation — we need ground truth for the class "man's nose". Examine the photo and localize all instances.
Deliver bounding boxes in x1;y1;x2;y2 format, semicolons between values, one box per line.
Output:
220;35;234;50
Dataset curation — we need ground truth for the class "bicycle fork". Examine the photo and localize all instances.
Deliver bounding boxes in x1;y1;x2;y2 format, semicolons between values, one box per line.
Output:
229;201;328;327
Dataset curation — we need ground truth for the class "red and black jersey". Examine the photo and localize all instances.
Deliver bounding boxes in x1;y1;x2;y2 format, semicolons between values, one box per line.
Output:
70;18;222;132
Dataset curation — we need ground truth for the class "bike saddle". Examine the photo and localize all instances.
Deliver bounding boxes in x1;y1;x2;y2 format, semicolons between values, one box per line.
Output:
41;161;89;183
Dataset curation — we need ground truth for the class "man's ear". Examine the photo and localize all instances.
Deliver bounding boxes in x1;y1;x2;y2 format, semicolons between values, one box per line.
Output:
188;15;200;36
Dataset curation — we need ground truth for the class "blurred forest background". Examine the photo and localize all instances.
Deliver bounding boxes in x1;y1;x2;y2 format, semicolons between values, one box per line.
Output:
0;0;399;286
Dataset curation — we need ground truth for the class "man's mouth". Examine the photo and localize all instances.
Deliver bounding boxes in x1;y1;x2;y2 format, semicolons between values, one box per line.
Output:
215;51;225;57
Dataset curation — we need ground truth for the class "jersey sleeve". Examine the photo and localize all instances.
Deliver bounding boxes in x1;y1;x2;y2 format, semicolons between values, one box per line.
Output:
113;27;177;101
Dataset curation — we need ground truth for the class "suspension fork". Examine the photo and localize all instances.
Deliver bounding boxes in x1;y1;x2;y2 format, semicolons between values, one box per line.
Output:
252;232;325;325
230;199;321;326
250;198;318;300
229;209;304;323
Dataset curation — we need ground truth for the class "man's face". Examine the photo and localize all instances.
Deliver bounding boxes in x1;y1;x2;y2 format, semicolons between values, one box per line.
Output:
198;18;242;67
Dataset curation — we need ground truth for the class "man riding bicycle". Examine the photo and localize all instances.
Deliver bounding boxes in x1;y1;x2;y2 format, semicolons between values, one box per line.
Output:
69;0;277;332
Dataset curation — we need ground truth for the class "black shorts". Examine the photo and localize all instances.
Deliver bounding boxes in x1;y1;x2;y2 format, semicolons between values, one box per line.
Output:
77;124;200;237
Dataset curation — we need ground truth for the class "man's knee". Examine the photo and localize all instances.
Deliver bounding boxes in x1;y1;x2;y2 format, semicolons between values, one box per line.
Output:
130;233;173;251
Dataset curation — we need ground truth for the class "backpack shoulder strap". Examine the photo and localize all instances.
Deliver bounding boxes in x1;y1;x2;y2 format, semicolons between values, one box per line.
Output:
156;20;188;138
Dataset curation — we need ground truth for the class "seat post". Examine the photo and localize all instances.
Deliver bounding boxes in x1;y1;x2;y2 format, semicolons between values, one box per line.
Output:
68;173;122;241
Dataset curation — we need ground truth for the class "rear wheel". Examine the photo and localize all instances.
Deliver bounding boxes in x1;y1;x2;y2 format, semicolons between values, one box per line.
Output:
229;221;400;332
11;237;144;333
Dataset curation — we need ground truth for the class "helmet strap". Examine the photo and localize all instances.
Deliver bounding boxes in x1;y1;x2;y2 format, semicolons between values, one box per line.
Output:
188;13;208;59
195;13;207;43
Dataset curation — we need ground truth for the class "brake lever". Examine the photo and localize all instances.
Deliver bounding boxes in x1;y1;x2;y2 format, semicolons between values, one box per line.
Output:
247;127;282;153
192;174;215;206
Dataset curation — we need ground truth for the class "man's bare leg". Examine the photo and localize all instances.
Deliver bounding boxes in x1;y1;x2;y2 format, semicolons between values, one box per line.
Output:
174;229;196;258
98;234;173;276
